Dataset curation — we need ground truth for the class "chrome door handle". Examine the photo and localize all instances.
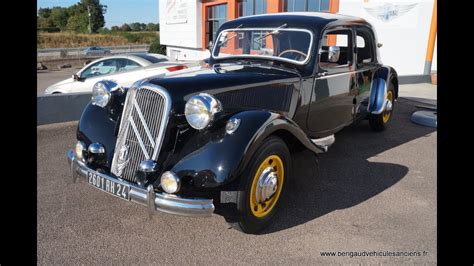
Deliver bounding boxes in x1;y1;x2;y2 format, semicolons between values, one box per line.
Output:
318;72;328;77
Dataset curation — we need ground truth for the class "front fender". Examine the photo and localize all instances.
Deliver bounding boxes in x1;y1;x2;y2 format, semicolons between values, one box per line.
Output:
169;110;322;189
368;66;398;114
77;102;119;168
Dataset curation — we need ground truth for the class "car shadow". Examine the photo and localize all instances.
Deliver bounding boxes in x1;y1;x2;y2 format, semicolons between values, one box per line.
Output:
260;97;436;234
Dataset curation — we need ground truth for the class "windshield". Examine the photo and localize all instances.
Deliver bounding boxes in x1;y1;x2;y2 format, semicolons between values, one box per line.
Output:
212;28;313;65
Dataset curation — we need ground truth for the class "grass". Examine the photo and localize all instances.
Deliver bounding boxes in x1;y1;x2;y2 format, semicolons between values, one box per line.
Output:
37;32;159;48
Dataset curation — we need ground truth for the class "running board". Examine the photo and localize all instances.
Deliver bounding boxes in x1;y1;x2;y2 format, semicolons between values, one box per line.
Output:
311;135;335;153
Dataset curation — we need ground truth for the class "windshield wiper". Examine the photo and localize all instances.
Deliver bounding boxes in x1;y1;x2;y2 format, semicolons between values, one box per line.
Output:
218;24;243;47
253;23;287;44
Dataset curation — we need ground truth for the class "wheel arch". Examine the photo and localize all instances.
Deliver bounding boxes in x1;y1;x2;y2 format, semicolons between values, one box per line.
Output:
169;110;323;190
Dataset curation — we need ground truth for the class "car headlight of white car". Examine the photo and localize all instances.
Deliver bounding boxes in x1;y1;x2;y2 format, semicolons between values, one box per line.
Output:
185;93;222;130
91;80;120;108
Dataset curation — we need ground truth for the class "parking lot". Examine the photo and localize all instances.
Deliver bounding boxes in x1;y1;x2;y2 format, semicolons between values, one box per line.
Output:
37;85;437;264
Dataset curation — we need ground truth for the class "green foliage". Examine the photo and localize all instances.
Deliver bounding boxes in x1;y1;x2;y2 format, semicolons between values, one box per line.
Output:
146;23;160;31
67;14;89;33
120;24;131;32
37;0;107;33
81;0;107;33
37;16;54;28
97;27;110;34
129;22;144;31
109;22;160;32
149;36;166;55
38;8;52;18
50;7;69;30
121;32;140;43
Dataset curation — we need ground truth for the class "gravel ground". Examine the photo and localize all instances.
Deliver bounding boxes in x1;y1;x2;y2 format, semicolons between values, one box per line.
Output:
37;95;437;264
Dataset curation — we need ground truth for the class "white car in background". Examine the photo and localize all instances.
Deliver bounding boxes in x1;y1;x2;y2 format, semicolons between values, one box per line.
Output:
44;53;187;94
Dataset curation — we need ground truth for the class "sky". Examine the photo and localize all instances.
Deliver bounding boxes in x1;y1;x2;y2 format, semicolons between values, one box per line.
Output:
37;0;159;28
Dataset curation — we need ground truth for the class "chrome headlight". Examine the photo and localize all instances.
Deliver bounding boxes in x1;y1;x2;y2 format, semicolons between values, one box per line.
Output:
160;171;181;194
184;93;222;130
91;80;120;108
74;141;86;161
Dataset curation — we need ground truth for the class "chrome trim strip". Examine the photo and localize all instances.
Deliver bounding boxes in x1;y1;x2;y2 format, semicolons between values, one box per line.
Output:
316;68;374;79
129;116;151;159
212;27;314;66
67;150;215;217
133;100;156;148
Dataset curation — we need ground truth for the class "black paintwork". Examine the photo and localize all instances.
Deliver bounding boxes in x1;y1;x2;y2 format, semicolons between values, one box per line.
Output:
76;13;398;196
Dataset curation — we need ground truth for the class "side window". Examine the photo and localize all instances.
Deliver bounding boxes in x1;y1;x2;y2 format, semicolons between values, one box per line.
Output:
117;59;141;72
356;27;375;64
319;29;353;69
81;59;118;79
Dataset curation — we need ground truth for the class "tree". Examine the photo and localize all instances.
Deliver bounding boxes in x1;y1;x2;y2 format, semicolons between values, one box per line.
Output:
129;22;142;32
81;0;107;33
111;25;120;32
37;16;54;28
146;23;159;31
149;36;166;55
67;13;89;33
120;23;131;32
38;7;52;18
50;7;69;30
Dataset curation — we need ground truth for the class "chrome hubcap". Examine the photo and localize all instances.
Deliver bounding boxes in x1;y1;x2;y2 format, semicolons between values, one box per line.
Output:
385;99;393;112
255;167;278;203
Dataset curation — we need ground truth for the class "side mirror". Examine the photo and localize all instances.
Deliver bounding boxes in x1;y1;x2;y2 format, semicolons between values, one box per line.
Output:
208;41;213;53
328;46;340;63
377;43;383;48
73;74;80;81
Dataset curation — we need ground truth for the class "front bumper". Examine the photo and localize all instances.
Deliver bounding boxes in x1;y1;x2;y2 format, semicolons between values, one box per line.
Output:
66;149;215;217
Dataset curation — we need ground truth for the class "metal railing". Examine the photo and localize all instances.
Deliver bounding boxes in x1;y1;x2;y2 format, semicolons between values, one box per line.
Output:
37;44;150;58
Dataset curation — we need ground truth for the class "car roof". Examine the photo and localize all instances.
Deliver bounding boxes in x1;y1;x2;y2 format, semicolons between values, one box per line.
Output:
80;53;174;69
220;12;370;33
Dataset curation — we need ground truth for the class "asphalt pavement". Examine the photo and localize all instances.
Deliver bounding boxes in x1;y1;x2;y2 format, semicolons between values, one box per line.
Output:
37;68;81;95
37;93;437;264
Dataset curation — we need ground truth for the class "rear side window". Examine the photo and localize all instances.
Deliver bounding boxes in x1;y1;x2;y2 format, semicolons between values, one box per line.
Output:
356;27;375;64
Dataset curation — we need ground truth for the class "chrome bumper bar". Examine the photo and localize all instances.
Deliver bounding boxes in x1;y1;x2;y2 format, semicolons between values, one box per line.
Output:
67;149;214;217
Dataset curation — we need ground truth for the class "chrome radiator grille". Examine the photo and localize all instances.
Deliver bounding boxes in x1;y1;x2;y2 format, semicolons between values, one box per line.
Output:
111;85;171;183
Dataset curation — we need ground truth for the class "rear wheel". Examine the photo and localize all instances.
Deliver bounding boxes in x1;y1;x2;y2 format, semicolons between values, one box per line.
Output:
369;81;395;131
234;136;290;234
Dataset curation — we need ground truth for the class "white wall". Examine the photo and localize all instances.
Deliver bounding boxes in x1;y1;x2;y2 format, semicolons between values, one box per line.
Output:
166;46;210;61
338;0;436;75
159;0;202;49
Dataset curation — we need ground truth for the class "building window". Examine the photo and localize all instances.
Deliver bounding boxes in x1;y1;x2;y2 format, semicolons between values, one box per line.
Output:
237;0;267;17
283;0;330;12
206;4;227;48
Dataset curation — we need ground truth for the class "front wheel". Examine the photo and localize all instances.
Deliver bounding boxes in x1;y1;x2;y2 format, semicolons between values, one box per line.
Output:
234;136;290;234
369;81;395;131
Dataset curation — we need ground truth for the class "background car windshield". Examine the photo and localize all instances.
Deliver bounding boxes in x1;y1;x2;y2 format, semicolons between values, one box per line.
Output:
133;54;170;64
212;28;312;63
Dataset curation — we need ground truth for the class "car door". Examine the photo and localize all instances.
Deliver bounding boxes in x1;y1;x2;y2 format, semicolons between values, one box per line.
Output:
307;26;357;136
354;26;379;117
107;59;145;86
73;59;120;92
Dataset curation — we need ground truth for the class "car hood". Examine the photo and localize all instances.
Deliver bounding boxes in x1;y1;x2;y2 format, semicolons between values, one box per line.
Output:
145;62;302;110
44;77;74;94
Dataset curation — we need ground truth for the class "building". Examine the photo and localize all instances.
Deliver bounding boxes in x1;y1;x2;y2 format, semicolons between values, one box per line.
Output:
159;0;436;77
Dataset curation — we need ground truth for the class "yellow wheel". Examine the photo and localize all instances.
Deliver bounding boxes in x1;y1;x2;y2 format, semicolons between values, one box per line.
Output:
382;90;394;124
249;155;284;218
233;136;290;234
369;81;395;131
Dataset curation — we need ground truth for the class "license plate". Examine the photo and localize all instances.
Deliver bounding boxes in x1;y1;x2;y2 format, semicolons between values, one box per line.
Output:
87;170;130;200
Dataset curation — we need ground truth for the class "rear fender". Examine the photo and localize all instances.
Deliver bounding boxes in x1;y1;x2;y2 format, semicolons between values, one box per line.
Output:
368;66;398;114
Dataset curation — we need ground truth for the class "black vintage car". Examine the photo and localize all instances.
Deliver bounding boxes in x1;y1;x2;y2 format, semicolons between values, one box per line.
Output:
67;12;398;233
